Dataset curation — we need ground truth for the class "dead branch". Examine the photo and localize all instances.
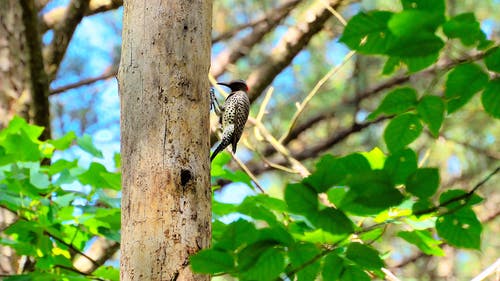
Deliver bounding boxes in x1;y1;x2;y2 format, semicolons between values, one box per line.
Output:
246;0;347;103
211;0;302;78
43;0;90;80
40;0;122;33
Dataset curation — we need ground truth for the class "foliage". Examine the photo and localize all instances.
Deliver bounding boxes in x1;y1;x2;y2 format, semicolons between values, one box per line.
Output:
0;117;120;280
191;1;499;280
2;0;499;280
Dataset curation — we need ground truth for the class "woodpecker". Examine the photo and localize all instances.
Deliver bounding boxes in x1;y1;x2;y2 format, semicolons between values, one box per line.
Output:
210;79;250;162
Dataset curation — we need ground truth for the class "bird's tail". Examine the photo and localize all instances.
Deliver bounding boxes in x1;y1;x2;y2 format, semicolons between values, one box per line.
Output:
210;140;230;162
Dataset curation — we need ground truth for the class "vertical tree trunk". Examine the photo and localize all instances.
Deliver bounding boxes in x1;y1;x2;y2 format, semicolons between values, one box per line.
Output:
0;0;31;127
119;1;212;280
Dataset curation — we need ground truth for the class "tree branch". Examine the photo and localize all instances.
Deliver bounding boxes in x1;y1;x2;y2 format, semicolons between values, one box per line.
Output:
414;166;499;216
247;0;346;103
40;0;122;33
50;70;117;95
211;0;302;78
20;0;52;140
253;116;388;175
43;0;90;80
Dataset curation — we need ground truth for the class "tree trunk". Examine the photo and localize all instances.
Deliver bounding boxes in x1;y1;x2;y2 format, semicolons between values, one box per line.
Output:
0;0;31;127
118;1;212;280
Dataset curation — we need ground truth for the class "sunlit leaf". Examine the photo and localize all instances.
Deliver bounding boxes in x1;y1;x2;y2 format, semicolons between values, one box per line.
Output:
398;230;444;256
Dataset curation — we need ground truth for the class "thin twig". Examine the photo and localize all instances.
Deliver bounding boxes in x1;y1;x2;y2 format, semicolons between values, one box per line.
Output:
414;166;499;216
254;87;274;141
470;258;500;281
230;150;266;194
382;268;402;281
319;0;347;25
279;50;356;143
45;230;100;267
50;70;117;95
249;117;310;177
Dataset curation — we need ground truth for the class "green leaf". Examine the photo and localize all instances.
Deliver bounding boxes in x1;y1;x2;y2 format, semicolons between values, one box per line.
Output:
417;95;445;137
485;47;500;72
258;226;295;246
190;248;234;274
322;253;344;280
289;243;321;281
48;159;78;175
369;87;418;119
2;129;41;161
340;265;371;281
388;10;442;36
439;189;483;210
445;63;488;113
339;11;396;54
93;266;119;281
384;113;423;153
78;162;121;190
443;13;487;46
412;198;434;215
384;148;418;184
405;168;440;198
285;183;317;215
212;200;237;216
326;187;347;208
402;53;439;73
309;208;354;236
358;228;385;244
210;152;231;176
238;200;279;226
297;229;346;244
77;134;103;158
237;240;280;272
219;169;253;188
481;78;500;118
387;33;444;57
113;153;121;168
304;154;371;192
48;132;76;150
398;230;444;256
215;219;258;251
0;116;44;142
436;208;482;249
360;147;386;169
382;57;400;75
340;170;404;215
29;167;50;190
240;247;286;281
247;194;288;212
345;242;384;270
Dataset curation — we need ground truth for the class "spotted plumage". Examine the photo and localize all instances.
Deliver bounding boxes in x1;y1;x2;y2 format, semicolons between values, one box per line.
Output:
210;80;250;162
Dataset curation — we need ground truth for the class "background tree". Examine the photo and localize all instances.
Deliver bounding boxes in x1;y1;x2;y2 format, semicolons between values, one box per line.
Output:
0;0;498;280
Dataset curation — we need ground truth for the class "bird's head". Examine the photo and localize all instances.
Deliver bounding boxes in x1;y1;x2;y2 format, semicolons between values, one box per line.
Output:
217;79;249;93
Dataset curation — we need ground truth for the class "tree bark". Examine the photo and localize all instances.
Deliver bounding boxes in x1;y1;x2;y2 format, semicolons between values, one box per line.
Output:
119;1;212;280
0;0;31;128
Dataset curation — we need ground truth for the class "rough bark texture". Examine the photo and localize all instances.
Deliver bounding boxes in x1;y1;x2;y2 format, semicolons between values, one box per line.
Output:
0;0;31;128
119;1;212;280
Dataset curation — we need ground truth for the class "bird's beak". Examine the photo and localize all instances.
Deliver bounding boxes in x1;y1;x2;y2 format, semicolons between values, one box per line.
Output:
217;82;230;87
